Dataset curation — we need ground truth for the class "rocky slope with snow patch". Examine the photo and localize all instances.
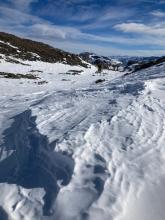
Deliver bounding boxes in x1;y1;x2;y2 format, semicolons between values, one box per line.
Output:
79;52;123;71
0;32;88;67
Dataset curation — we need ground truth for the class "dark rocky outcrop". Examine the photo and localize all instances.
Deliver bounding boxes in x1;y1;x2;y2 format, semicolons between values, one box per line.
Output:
0;72;39;80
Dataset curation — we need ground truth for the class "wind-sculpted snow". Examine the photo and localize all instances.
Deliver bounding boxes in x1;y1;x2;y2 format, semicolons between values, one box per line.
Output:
0;110;74;216
0;61;165;220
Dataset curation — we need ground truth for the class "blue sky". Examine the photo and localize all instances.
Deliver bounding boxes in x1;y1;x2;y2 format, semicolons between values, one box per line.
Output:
0;0;165;56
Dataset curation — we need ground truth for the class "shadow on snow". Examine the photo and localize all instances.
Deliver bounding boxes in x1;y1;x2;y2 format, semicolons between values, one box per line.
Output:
0;110;74;216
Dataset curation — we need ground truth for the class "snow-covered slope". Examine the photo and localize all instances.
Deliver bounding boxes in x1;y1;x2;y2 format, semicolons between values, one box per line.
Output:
0;35;165;220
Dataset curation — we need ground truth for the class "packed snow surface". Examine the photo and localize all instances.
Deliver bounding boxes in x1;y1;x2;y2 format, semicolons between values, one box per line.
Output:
0;54;165;220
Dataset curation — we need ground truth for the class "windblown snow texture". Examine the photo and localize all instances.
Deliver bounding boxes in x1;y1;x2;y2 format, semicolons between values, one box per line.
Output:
0;110;74;216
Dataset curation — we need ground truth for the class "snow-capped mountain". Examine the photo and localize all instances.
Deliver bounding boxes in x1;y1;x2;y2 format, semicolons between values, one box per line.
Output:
0;32;165;220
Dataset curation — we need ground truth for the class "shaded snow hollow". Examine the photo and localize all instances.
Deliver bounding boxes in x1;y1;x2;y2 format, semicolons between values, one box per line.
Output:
0;50;165;220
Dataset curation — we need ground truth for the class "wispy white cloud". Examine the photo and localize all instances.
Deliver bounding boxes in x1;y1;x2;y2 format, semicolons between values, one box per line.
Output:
30;23;82;40
0;6;43;25
115;22;165;36
4;0;38;11
151;10;165;17
34;38;165;57
4;14;163;48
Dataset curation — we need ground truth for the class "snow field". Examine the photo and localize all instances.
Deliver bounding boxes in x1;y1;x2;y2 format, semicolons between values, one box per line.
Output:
0;54;165;220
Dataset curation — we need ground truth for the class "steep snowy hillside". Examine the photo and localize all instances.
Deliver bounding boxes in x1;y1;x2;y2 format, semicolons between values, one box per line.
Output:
0;33;165;220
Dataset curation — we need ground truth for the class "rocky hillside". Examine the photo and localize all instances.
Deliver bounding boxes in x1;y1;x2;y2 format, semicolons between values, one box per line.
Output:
79;52;123;71
0;32;88;67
